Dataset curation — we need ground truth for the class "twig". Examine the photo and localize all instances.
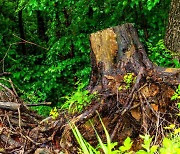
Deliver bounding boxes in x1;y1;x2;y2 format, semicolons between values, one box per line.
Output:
5;111;14;130
9;78;19;98
18;108;22;130
0;102;21;110
20;133;41;145
26;102;52;106
13;34;48;50
1;35;48;72
141;92;158;117
139;92;148;133
0;42;22;72
0;72;11;77
111;67;144;140
0;83;17;100
153;113;160;145
110;118;121;140
130;102;140;110
137;83;147;92
21;130;28;154
9;146;23;154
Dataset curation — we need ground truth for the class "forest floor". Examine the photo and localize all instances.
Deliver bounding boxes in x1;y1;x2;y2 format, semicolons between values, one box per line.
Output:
0;76;179;154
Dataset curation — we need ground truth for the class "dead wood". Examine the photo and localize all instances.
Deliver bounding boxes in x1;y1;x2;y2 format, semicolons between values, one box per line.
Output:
0;72;11;77
0;102;21;110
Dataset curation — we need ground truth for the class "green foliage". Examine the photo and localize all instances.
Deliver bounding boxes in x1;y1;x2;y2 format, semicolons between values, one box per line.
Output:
91;113;120;154
31;106;52;117
162;123;180;154
171;85;180;101
69;122;99;154
147;40;180;67
123;73;136;89
70;114;133;154
0;0;175;114
160;136;180;154
61;83;95;114
119;137;133;153
164;124;180;135
71;121;180;154
171;85;180;109
136;135;158;154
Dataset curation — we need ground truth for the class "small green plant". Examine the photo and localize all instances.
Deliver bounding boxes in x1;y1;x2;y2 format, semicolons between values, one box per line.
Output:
119;137;133;153
160;137;180;154
91;113;120;154
123;73;136;89
70;113;133;154
71;120;180;154
61;82;95;114
118;86;123;91
69;122;98;154
49;107;59;119
171;84;180;109
136;134;158;154
164;124;180;135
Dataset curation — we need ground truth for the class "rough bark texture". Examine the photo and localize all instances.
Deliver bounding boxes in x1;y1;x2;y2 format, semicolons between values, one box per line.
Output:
89;23;180;92
165;0;180;54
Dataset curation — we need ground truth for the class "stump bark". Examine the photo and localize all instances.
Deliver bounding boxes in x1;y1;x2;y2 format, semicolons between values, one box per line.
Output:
60;23;180;152
89;23;179;92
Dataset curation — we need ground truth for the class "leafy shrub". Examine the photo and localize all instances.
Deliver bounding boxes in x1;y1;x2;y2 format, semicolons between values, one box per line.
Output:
146;40;180;68
61;82;95;114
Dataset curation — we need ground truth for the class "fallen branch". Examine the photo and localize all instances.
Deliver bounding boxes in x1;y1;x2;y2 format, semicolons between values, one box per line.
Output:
0;102;21;110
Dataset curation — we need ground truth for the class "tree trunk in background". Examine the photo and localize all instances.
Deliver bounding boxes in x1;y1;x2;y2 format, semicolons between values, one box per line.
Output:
37;11;47;42
165;0;180;55
18;9;26;55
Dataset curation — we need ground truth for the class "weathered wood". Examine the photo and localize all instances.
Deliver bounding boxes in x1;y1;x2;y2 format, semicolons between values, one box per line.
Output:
0;102;21;110
89;23;180;93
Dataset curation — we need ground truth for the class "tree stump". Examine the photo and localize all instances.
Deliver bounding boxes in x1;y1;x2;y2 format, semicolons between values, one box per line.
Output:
60;23;180;152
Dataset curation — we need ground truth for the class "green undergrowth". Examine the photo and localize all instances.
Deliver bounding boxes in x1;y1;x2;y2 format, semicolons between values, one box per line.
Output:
146;39;180;68
61;82;95;114
70;115;180;154
67;86;180;154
